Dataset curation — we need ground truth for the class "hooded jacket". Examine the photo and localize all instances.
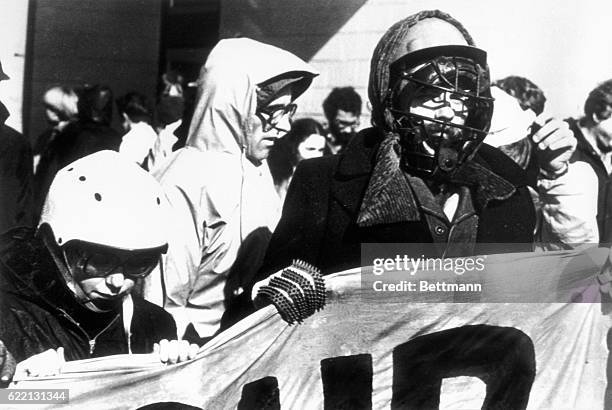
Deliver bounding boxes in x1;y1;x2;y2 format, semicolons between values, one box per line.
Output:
0;228;176;362
144;38;317;338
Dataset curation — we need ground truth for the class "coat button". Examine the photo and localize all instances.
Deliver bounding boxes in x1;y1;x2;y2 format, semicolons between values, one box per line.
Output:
434;225;447;236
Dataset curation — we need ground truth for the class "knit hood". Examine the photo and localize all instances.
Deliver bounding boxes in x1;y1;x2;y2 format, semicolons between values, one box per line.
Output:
367;10;476;129
357;11;510;228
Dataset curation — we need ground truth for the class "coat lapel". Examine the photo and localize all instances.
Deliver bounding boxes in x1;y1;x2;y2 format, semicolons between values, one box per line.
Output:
330;129;380;217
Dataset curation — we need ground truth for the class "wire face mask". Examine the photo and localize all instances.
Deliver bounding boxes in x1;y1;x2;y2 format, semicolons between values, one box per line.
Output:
386;45;494;179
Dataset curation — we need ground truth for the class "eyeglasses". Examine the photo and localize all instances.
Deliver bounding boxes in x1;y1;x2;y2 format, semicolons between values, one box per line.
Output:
63;243;161;280
256;103;297;132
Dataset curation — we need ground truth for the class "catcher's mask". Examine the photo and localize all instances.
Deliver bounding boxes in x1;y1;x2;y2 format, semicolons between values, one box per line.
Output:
386;45;494;179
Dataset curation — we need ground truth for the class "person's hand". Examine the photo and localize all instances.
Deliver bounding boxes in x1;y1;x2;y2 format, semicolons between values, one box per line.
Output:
14;348;64;379
532;116;576;177
252;260;326;324
153;339;199;365
0;340;16;386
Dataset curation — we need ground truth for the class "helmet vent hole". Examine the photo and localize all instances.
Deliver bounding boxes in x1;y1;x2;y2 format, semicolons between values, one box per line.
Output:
79;176;86;181
67;167;74;172
58;237;62;244
94;193;102;201
156;197;160;205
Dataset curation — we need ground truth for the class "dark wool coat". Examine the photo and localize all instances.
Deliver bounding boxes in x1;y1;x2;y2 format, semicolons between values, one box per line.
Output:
0;102;34;234
0;228;176;362
33;120;121;220
259;128;536;278
220;129;536;330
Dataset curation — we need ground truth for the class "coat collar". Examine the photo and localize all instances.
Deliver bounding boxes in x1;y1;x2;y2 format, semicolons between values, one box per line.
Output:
335;127;381;177
331;128;522;218
331;129;381;215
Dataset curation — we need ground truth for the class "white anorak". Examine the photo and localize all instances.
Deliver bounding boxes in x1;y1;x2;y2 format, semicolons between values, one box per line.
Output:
487;87;599;247
119;121;158;166
144;38;317;338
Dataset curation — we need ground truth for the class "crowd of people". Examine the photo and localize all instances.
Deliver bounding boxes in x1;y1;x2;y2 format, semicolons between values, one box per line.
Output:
0;8;610;406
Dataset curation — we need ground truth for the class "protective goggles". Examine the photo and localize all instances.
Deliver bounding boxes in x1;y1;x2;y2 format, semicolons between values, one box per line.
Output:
62;241;166;280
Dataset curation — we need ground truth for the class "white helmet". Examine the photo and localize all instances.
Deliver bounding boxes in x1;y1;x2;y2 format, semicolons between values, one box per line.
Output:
39;150;168;251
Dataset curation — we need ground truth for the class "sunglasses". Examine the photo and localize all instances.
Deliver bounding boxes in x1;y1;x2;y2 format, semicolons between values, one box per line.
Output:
256;103;297;132
63;242;162;280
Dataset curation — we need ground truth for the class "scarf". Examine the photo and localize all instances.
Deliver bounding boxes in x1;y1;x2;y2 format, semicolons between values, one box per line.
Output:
356;132;516;227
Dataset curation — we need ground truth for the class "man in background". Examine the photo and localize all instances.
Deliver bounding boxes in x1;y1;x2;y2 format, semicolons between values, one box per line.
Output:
568;79;612;243
322;86;362;154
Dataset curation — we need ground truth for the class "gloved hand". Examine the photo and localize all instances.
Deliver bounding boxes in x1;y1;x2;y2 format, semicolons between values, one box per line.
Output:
253;260;326;325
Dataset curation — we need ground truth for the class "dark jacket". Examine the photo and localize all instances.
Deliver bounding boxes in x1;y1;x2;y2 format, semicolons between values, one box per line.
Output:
33;120;121;221
258;128;536;277
0;102;34;234
0;228;176;362
567;118;612;243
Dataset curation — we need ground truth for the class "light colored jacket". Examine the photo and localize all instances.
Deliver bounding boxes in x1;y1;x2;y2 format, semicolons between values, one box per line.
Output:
486;87;599;248
144;38;317;338
535;161;599;249
118;121;158;166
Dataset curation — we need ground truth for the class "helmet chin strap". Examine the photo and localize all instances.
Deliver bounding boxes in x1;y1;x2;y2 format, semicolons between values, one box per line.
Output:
42;235;115;313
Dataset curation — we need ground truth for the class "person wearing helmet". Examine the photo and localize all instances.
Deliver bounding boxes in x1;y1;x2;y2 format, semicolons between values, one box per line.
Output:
142;38;318;341
254;10;571;280
0;151;198;381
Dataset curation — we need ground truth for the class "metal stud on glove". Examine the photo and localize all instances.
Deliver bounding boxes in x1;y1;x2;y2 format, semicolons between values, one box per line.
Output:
256;259;326;325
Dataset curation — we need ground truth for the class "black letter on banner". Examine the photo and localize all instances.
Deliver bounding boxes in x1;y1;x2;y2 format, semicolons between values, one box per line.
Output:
321;353;373;410
391;325;535;409
137;403;201;409
237;376;281;410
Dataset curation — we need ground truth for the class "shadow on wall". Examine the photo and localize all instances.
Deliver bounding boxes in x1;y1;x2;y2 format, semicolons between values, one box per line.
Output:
220;0;368;61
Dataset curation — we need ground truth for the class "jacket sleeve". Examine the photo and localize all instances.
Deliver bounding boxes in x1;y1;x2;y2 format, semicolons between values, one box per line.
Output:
535;160;599;249
256;157;333;282
143;182;201;339
118;131;150;166
131;296;178;354
0;128;34;232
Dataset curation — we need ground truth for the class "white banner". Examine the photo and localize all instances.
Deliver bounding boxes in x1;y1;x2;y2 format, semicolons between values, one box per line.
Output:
7;247;612;409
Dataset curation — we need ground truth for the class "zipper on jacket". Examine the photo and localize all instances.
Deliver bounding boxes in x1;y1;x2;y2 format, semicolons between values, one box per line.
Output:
57;308;97;356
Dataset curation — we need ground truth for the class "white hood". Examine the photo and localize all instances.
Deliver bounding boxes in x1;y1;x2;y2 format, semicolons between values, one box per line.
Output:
148;39;317;337
186;38;318;154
